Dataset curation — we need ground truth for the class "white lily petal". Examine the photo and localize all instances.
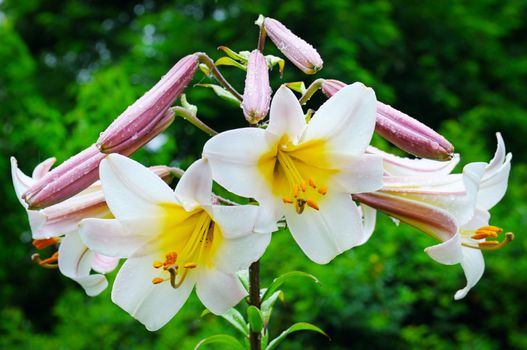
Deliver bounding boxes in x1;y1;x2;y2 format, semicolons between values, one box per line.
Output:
462;209;490;231
357;204;377;245
32;157;56;179
58;232;108;296
27;210;49;239
196;268;248;315
175;158;212;210
10;157;35;206
210;204;259;239
367;146;460;176
111;254;196;331
454;247;485;300
302;83;377;156
91;253;119;274
478;134;511;211
100;154;176;233
267;86;306;141
213;232;271;273
203;128;278;201
424;234;463;265
79;218;147;258
285;193;363;264
331;153;384;193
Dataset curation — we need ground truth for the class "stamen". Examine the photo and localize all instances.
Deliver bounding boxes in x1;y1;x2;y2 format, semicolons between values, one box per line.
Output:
152;277;165;284
169;265;192;289
300;180;307;192
282;196;293;204
31;252;59;269
471;232;498;240
463;232;515;251
293;185;300;198
32;238;60;250
163;251;178;269
309;177;316;188
318;186;328;195
479;241;499;247
183;262;197;269
306;199;319;210
478;225;503;233
153;261;163;268
295;199;306;214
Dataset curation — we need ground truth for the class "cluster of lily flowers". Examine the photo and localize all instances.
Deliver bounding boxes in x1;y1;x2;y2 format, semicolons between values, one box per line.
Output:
11;16;513;332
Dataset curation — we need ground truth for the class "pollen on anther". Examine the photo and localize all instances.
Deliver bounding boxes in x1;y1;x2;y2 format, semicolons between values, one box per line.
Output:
300;181;307;192
152;277;165;284
318;186;328;195
307;199;319;210
183;262;198;269
293;185;299;198
153;261;163;268
309;177;316;188
282;196;293;204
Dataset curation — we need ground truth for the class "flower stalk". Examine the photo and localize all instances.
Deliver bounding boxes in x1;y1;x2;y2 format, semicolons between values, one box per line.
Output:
197;53;243;102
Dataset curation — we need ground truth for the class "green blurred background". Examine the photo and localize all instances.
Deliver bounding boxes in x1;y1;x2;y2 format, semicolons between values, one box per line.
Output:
1;0;526;349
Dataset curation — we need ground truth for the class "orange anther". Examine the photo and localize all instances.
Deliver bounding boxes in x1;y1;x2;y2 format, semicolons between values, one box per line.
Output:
183;262;197;269
318;186;328;195
474;229;499;237
293;185;300;198
32;238;59;250
152;277;165;284
309;177;316;188
153;261;163;268
282;196;293;204
478;226;503;233
306;199;320;210
300;181;307;192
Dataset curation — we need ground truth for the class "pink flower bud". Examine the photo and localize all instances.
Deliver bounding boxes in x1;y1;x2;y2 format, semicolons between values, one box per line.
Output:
321;79;454;160
23;108;175;209
97;54;198;153
241;50;271;124
263;17;323;74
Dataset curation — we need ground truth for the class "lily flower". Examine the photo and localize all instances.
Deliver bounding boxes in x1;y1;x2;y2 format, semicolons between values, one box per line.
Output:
354;133;513;299
79;154;270;331
366;146;460;176
11;157;178;296
203;84;384;264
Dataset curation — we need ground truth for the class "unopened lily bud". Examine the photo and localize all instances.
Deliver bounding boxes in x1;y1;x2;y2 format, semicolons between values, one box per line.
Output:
263;17;323;74
241;50;271;124
321;79;454;160
97;54;198;153
24;108;176;209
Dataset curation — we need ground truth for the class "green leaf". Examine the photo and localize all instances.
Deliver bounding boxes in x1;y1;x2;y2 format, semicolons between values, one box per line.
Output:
265;55;285;77
265;323;329;350
194;335;246;350
247;305;264;333
215;57;247;71
220;308;249;336
238;269;250;291
261;271;319;302
285;81;306;94
196;84;241;106
218;46;247;63
199;63;211;76
261;290;284;325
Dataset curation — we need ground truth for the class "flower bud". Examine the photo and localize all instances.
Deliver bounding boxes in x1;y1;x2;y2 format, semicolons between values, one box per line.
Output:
97;54;198;153
24;108;176;209
263;17;323;74
241;50;271;124
321;79;454;160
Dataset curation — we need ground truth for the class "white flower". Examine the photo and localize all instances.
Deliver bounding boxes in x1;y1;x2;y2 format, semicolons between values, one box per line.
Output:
203;84;384;264
11;157;118;296
80;154;270;331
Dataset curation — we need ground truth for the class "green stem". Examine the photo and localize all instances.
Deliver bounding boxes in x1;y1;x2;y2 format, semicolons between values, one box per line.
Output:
197;53;244;102
249;261;261;350
298;78;325;105
171;106;217;136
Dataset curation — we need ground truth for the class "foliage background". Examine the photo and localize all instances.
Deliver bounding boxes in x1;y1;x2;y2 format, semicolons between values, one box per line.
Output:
1;0;526;349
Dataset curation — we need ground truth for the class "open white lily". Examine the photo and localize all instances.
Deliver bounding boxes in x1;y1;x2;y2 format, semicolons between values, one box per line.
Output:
355;133;513;299
203;83;384;264
10;157;119;296
80;154;270;331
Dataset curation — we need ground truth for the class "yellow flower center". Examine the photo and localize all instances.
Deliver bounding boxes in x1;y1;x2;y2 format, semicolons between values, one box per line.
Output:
151;204;222;288
460;225;514;251
258;136;336;214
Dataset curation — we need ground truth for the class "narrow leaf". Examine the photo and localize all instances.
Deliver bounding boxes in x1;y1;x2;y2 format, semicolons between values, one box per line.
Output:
261;290;284;325
285;82;306;94
215;57;247;71
218;46;247;62
265;55;285;77
220;308;249;336
266;323;328;350
261;271;319;302
194;335;246;350
196;84;241;106
247;305;264;333
199;63;210;76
